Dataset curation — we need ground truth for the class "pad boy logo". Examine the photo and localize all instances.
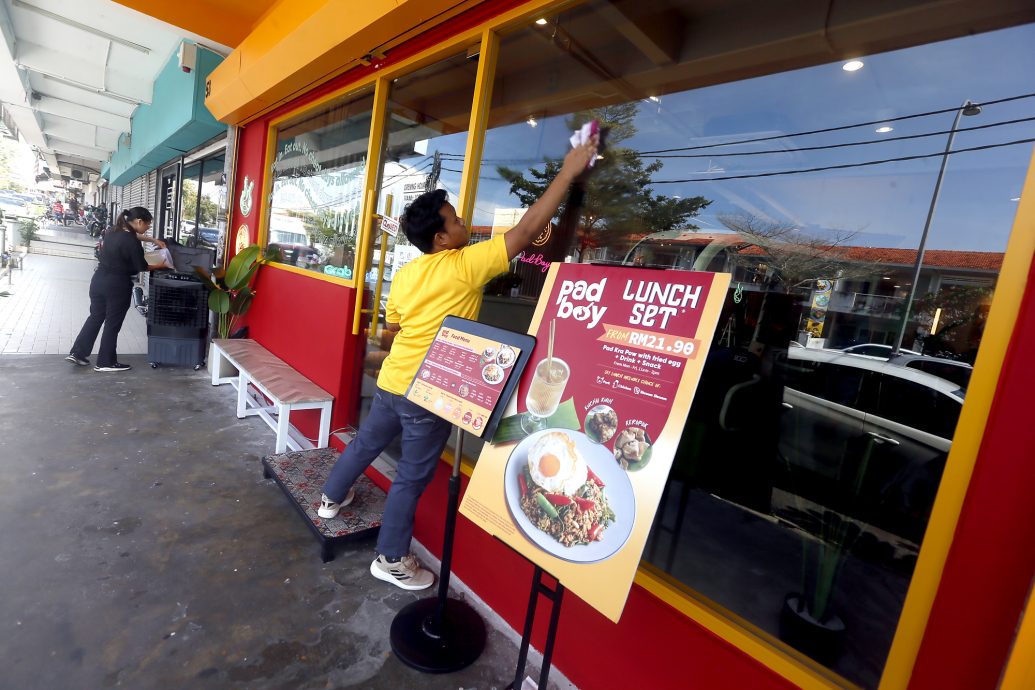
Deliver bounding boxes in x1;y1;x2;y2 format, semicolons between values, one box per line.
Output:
556;278;607;329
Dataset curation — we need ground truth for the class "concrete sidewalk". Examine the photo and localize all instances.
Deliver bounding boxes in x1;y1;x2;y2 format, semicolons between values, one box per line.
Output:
0;252;147;357
0;259;565;689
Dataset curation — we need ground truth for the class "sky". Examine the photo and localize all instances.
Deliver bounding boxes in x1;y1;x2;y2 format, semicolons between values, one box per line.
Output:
458;22;1035;253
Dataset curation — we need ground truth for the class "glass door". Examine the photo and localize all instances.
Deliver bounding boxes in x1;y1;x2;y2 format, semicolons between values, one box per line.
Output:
157;164;178;241
354;49;480;464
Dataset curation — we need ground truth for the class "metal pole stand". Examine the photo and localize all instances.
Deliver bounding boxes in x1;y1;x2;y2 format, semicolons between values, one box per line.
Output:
507;565;565;690
390;426;486;673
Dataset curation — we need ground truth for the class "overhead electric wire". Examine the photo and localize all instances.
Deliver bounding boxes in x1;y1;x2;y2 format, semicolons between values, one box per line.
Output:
639;92;1035;154
647;115;1035;158
440;114;1035;164
651;137;1035;183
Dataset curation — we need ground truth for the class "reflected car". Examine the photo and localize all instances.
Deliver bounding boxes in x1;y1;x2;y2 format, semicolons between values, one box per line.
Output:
775;348;964;543
268;242;322;267
0;194;27;218
838;343;921;359
196;226;220;248
887;353;973;391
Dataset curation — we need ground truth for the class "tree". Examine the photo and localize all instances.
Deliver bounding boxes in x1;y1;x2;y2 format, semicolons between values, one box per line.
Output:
181;181;218;226
912;284;992;360
497;103;710;259
718;214;869;293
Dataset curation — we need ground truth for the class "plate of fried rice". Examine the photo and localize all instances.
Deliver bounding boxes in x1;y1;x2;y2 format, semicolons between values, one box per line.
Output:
504;428;635;563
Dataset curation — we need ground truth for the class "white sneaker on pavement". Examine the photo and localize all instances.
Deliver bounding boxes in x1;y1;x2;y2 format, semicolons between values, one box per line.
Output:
370;554;435;591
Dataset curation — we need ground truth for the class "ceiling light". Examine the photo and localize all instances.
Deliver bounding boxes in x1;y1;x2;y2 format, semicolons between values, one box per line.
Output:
882;276;891;280
526;116;537;128
1010;197;1021;201
535;18;548;25
842;60;864;72
648;96;660;103
876;126;893;133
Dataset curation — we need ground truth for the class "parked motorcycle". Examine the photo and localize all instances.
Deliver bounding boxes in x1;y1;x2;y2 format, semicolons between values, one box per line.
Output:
86;206;107;237
62;209;83;227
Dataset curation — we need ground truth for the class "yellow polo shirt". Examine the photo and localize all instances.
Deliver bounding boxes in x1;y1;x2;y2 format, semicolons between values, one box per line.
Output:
377;235;510;395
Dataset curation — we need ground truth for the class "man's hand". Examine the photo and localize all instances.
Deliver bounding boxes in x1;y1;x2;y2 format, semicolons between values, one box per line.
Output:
504;134;599;260
559;136;599;182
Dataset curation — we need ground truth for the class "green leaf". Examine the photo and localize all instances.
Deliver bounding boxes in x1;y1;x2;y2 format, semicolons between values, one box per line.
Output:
228;286;254;315
193;266;220;291
225;245;261;290
209;289;230;314
491;398;580;445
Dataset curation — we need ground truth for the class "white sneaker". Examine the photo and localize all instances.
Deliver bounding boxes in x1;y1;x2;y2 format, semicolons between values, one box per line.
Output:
317;488;355;518
370;554;435;591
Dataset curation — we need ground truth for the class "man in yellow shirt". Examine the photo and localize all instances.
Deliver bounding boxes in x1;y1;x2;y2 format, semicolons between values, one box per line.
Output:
318;136;599;590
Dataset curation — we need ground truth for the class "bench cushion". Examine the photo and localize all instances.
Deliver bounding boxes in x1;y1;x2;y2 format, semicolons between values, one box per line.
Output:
213;338;332;404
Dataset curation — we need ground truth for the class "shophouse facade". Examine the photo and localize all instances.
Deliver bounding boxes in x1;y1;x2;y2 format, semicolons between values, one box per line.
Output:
121;1;1035;688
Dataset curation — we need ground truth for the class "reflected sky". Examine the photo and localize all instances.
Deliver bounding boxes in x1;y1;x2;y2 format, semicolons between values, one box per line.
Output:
464;23;1035;253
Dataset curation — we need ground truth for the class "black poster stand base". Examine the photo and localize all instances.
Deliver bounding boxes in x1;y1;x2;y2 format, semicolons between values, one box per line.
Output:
507;565;565;690
390;427;486;673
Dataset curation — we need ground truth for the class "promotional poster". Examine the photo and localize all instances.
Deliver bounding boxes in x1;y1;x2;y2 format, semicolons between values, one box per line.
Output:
459;263;729;622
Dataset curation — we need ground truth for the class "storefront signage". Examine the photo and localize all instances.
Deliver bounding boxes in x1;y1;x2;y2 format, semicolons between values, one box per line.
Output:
239;176;254;217
235;224;250;254
406;324;525;437
380;215;399;236
460;263;729;622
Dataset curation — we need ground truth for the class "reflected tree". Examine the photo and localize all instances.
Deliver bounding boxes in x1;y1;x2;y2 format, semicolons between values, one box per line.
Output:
498;103;710;259
718;214;867;292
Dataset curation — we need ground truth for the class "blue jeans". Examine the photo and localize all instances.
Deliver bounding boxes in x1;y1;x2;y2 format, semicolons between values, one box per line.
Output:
322;388;452;559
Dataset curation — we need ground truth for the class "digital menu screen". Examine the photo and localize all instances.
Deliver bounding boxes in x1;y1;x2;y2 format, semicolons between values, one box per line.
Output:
406;324;523;437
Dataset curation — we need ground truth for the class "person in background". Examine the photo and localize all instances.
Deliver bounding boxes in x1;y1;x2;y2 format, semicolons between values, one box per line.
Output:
317;135;599;591
66;207;167;372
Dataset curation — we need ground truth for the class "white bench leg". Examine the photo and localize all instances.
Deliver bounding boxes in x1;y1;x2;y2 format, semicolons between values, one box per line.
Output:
276;403;290;453
317;402;331;449
210;345;222;385
237;373;249;418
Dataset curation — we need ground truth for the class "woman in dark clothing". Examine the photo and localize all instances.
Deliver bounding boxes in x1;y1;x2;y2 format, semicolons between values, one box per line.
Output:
66;207;165;372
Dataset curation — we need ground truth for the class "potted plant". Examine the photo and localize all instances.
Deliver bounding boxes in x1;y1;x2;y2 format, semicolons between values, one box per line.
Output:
195;244;260;339
778;434;880;663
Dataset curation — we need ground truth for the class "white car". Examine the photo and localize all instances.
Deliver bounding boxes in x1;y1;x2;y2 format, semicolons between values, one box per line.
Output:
775;348;964;543
837;343;921;359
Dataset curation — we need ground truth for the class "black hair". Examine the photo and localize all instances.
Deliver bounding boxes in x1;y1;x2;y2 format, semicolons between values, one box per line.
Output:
114;206;153;233
400;189;448;253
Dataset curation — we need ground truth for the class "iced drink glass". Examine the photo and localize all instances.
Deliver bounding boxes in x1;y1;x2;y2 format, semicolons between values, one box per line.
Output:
521;357;569;433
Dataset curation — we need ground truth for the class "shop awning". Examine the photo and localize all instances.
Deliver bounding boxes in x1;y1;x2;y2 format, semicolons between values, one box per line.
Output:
108;45;227;186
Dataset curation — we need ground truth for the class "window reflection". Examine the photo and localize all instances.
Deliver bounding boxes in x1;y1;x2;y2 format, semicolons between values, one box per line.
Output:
469;3;1034;686
268;89;374;276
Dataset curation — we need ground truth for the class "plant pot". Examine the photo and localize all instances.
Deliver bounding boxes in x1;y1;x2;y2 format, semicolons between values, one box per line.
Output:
779;593;846;664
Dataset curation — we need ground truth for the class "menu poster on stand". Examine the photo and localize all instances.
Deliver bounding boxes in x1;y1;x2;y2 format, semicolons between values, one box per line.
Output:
405;317;534;438
459;264;729;622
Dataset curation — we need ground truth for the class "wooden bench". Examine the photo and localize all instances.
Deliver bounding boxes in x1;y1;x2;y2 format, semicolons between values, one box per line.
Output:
210;338;333;453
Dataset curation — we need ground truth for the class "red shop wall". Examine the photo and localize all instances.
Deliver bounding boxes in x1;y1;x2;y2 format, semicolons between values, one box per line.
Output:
908;255;1035;688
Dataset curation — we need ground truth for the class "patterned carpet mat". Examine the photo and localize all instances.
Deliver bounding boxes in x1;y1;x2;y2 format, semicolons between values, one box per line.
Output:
263;446;384;539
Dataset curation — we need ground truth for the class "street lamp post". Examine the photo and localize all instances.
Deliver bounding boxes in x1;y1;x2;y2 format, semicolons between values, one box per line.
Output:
893;100;982;354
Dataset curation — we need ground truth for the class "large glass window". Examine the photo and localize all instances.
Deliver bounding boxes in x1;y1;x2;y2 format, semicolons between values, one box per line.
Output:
267;88;375;277
357;50;479;463
469;4;1034;686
